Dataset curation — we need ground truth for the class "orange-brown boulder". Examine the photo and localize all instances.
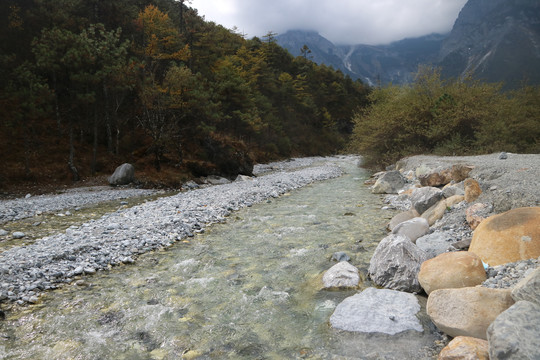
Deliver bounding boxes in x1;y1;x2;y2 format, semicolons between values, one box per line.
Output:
438;336;489;360
418;252;486;295
464;179;482;203
466;203;489;230
469;207;540;266
427;287;514;339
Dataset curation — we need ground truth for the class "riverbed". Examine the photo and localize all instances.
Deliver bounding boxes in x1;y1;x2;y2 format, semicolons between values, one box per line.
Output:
0;157;444;359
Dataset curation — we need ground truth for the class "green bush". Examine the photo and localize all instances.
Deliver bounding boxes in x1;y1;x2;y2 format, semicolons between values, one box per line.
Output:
349;67;540;168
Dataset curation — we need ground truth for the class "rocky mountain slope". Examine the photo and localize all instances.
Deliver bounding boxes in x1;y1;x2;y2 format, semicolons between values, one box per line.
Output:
439;0;540;89
277;0;540;88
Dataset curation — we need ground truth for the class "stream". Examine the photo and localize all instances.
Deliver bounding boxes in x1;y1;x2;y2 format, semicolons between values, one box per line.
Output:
0;159;444;359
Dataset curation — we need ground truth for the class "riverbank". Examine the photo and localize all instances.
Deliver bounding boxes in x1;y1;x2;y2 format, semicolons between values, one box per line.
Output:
0;157;346;307
364;152;539;359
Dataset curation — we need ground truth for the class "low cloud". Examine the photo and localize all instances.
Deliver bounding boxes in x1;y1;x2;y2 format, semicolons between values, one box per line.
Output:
192;0;468;45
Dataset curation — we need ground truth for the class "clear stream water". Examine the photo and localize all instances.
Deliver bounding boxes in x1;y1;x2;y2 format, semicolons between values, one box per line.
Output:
0;159;443;359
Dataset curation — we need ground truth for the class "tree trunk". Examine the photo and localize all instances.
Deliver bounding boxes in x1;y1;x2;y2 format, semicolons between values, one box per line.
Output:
68;120;80;181
104;83;113;153
91;108;98;176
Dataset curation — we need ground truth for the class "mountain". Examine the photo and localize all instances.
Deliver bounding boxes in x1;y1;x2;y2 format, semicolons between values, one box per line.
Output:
277;0;540;88
277;30;445;85
439;0;540;88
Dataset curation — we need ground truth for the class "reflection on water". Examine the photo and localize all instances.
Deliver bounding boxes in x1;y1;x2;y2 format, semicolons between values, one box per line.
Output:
0;159;441;359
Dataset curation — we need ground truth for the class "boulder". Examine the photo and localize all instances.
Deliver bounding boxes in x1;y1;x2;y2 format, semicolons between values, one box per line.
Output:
331;251;350;262
511;266;540;305
465;203;490;230
368;234;428;293
469;207;540;266
205;175;230;185
416;231;456;259
371;170;406;194
438;336;489;360
451;164;474;182
464;179;482;203
108;163;135;186
329;287;423;334
322;262;360;289
445;194;465;208
391;217;429;243
419;169;452;187
410;187;444;215
388;209;419;231
418;252;486;295
12;232;25;239
442;184;465;199
427;287;514;339
487;300;540;360
421;200;447;226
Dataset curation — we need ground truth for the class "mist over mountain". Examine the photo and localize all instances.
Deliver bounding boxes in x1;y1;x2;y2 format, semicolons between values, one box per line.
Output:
277;0;540;88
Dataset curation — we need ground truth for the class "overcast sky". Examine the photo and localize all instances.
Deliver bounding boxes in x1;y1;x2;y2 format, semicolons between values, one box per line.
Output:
190;0;468;45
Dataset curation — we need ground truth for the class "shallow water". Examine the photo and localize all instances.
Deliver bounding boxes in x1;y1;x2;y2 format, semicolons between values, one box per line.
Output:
0;159;442;359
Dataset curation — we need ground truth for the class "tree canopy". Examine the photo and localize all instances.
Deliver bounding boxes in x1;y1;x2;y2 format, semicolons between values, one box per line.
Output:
0;0;369;189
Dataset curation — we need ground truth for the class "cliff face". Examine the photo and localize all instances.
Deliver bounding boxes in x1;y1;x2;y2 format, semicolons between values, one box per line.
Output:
276;30;444;85
439;0;540;88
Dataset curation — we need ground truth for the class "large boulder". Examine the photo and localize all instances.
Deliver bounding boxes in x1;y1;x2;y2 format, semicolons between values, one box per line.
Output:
108;163;135;185
368;234;428;293
322;261;360;289
438;336;489;360
329;287;423;335
427;287;514;339
487;300;540;360
511;266;540;305
410;187;444;215
391;217;429;243
371;170;406;194
469;207;540;266
418;252;486;295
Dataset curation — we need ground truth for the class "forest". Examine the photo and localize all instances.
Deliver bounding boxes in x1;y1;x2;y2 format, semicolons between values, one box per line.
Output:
0;0;370;191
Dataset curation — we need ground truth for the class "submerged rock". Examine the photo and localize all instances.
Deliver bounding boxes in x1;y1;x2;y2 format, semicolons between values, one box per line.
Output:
330;287;423;335
322;261;359;289
371;170;406;194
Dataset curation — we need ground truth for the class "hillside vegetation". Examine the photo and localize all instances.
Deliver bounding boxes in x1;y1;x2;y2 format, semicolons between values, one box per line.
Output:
0;0;369;192
350;67;540;168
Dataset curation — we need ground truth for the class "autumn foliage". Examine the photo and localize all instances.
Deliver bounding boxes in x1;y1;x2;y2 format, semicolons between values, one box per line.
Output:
0;0;369;191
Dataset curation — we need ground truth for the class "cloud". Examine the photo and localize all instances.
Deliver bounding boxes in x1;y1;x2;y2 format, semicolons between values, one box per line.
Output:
191;0;468;45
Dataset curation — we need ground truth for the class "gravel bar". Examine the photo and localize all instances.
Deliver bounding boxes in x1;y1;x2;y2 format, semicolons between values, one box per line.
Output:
0;158;346;305
0;188;159;224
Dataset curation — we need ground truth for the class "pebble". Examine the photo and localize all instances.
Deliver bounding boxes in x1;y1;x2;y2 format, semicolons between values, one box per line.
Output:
12;232;25;239
0;156;348;304
482;259;538;289
0;188;158;224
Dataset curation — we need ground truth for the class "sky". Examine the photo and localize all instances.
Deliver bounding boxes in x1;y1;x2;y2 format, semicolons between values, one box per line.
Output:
190;0;469;45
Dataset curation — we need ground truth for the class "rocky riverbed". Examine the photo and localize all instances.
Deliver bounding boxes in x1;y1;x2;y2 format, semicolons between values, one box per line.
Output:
0;157;345;306
362;152;540;359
